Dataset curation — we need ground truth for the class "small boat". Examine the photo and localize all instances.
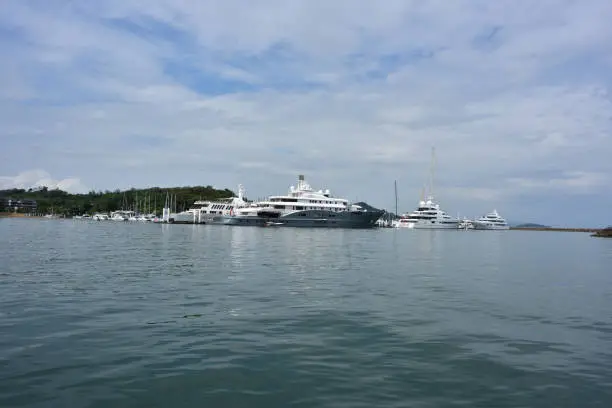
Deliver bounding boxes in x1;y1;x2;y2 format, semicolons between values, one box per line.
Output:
592;227;612;238
458;218;474;230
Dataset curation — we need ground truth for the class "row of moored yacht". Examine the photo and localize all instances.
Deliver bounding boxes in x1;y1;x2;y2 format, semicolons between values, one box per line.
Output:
388;147;509;230
169;175;383;228
76;211;163;222
392;198;509;230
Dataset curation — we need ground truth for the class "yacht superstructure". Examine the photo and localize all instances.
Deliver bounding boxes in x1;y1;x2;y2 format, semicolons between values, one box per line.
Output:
472;210;509;230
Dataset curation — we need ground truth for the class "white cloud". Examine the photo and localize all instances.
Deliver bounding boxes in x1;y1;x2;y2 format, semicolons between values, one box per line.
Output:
506;171;609;193
0;0;611;225
0;170;89;194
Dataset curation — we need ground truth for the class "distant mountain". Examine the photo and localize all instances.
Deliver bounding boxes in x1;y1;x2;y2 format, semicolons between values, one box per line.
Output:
513;223;551;228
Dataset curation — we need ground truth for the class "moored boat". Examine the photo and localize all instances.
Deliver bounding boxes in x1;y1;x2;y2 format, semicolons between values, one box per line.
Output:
592;226;612;237
223;175;383;228
472;210;510;230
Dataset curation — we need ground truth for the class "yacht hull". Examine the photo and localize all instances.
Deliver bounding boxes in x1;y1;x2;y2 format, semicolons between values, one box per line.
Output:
223;209;384;228
410;222;459;229
169;212;234;224
472;222;509;230
395;221;459;229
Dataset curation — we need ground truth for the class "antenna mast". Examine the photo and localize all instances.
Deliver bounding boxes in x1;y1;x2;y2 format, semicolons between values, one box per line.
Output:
394;180;398;217
428;147;436;198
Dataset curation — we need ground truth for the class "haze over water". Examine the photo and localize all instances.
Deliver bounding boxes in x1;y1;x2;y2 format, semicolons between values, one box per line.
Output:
1;219;611;407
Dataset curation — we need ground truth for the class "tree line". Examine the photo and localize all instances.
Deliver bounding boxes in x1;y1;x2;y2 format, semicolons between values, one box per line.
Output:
0;185;237;216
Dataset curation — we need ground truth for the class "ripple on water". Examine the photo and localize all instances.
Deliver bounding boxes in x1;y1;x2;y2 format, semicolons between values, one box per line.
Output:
1;221;611;407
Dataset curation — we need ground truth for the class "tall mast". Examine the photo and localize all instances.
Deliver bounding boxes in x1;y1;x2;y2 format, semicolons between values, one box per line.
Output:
394;180;398;217
428;146;436;198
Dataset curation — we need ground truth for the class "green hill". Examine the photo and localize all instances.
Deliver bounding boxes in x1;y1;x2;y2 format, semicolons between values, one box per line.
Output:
0;185;236;216
514;223;551;228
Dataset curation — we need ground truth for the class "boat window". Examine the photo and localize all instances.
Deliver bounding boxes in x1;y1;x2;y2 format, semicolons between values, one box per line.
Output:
296;206;304;210
273;205;285;209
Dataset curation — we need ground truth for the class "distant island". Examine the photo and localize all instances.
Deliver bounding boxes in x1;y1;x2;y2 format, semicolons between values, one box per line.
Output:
0;185;236;216
513;223;552;228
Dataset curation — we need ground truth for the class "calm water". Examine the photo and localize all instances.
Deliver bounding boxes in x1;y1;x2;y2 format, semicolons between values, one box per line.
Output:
1;219;611;407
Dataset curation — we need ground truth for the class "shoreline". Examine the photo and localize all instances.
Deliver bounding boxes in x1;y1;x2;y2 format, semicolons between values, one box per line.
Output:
0;213;63;219
1;213;606;234
510;227;600;233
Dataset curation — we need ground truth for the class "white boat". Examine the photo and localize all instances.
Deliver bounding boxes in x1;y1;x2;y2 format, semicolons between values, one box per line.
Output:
92;213;109;221
169;185;250;224
223;175;383;228
472;210;509;230
458;218;474;230
394;196;459;229
394;147;458;229
110;210;133;221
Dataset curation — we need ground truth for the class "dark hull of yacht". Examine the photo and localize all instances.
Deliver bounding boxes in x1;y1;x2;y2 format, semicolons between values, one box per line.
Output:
222;209;384;228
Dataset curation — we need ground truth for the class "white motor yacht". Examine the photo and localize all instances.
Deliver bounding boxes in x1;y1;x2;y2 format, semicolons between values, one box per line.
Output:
394;196;459;229
170;185;250;224
472;210;510;230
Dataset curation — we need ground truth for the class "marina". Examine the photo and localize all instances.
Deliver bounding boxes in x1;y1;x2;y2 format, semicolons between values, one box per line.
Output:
155;175;383;228
2;151;608;232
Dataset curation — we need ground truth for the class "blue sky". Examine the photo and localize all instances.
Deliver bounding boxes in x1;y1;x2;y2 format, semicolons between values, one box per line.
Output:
1;0;611;227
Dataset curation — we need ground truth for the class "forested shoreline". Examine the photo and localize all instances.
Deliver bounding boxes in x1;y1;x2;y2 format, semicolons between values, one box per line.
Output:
0;185;237;216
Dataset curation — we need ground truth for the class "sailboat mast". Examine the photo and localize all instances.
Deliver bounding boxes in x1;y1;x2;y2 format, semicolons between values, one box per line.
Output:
394;180;398;217
428;147;436;198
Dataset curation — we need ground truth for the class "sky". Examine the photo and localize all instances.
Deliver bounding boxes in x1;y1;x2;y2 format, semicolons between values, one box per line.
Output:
0;0;611;227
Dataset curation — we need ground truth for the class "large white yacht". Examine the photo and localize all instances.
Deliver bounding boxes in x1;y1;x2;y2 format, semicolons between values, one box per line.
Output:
394;196;459;229
394;147;459;229
223;175;383;228
169;185;250;224
472;210;509;230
